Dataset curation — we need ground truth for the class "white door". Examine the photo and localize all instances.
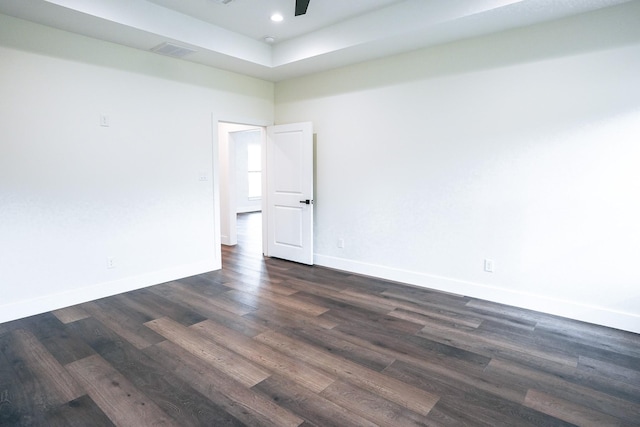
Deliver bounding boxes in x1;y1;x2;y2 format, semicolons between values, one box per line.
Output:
266;122;314;265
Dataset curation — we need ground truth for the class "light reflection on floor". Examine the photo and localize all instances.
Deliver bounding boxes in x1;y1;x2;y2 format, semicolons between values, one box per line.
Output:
229;211;269;293
236;211;262;254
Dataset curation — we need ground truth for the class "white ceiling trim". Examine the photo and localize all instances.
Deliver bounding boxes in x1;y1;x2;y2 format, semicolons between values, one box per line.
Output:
271;0;525;67
0;0;632;81
44;0;273;65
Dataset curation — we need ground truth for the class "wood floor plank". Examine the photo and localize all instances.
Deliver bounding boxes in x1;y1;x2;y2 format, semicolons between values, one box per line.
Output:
283;276;349;295
319;380;431;427
115;289;208;327
151;281;256;316
43;395;115;427
285;265;352;288
0;344;41;425
79;300;165;350
20;312;96;366
388;307;484;329
223;279;299;296
336;289;401;312
245;303;339;331
252;375;379;427
343;286;484;330
260;291;490;379
383;355;528;407
225;288;329;317
52;306;91;324
381;287;470;307
425;395;567;427
221;251;281;275
0;370;110;426
145;340;304;427
534;318;640;359
271;322;396;372
418;321;579;368
384;360;568;427
485;358;640;424
476;315;539;333
285;281;393;315
176;274;232;291
254;329;440;415
191;319;335;393
68;316;247;426
384;289;537;333
222;257;272;275
524;389;629;427
145;317;271;387
473;319;584;367
475;317;537;335
576;356;640;403
316;295;424;336
464;299;552;324
532;326;640;372
325;307;491;373
218;269;284;289
148;282;268;337
421;403;489;427
3;329;85;405
340;273;399;293
65;354;180;427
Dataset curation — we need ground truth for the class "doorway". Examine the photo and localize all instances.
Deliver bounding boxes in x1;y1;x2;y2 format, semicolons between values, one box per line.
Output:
216;119;314;265
218;122;265;255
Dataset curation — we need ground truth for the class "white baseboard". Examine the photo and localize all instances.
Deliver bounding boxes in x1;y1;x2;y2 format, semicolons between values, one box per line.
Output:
0;260;218;324
314;254;640;334
236;207;261;214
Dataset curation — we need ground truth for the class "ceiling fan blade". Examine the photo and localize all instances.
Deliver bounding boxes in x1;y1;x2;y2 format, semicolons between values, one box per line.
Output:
295;0;310;16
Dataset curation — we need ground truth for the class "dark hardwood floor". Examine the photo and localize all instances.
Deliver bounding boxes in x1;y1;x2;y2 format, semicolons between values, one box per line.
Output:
1;211;639;426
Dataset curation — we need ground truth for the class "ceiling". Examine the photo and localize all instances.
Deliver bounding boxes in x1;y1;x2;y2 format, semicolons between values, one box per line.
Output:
0;0;632;81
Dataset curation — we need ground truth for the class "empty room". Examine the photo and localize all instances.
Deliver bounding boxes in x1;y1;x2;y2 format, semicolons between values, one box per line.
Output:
1;0;639;425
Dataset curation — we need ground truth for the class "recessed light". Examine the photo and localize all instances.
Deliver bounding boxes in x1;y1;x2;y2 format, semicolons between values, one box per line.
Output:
270;13;283;22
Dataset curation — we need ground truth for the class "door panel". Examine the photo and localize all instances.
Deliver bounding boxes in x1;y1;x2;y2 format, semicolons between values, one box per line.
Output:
266;122;313;265
274;206;303;247
273;134;304;192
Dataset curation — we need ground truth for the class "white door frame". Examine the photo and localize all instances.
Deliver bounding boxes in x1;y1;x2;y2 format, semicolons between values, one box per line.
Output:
214;116;271;256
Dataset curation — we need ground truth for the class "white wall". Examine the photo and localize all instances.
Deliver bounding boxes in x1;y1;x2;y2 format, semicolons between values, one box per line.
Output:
0;14;273;323
275;2;640;333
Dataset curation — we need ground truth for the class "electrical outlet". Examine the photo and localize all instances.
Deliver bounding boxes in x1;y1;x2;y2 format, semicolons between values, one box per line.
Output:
100;114;110;127
107;257;116;269
484;258;494;273
337;238;345;249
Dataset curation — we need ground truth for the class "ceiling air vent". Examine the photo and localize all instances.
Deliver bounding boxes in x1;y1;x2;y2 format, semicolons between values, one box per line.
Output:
151;42;196;58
